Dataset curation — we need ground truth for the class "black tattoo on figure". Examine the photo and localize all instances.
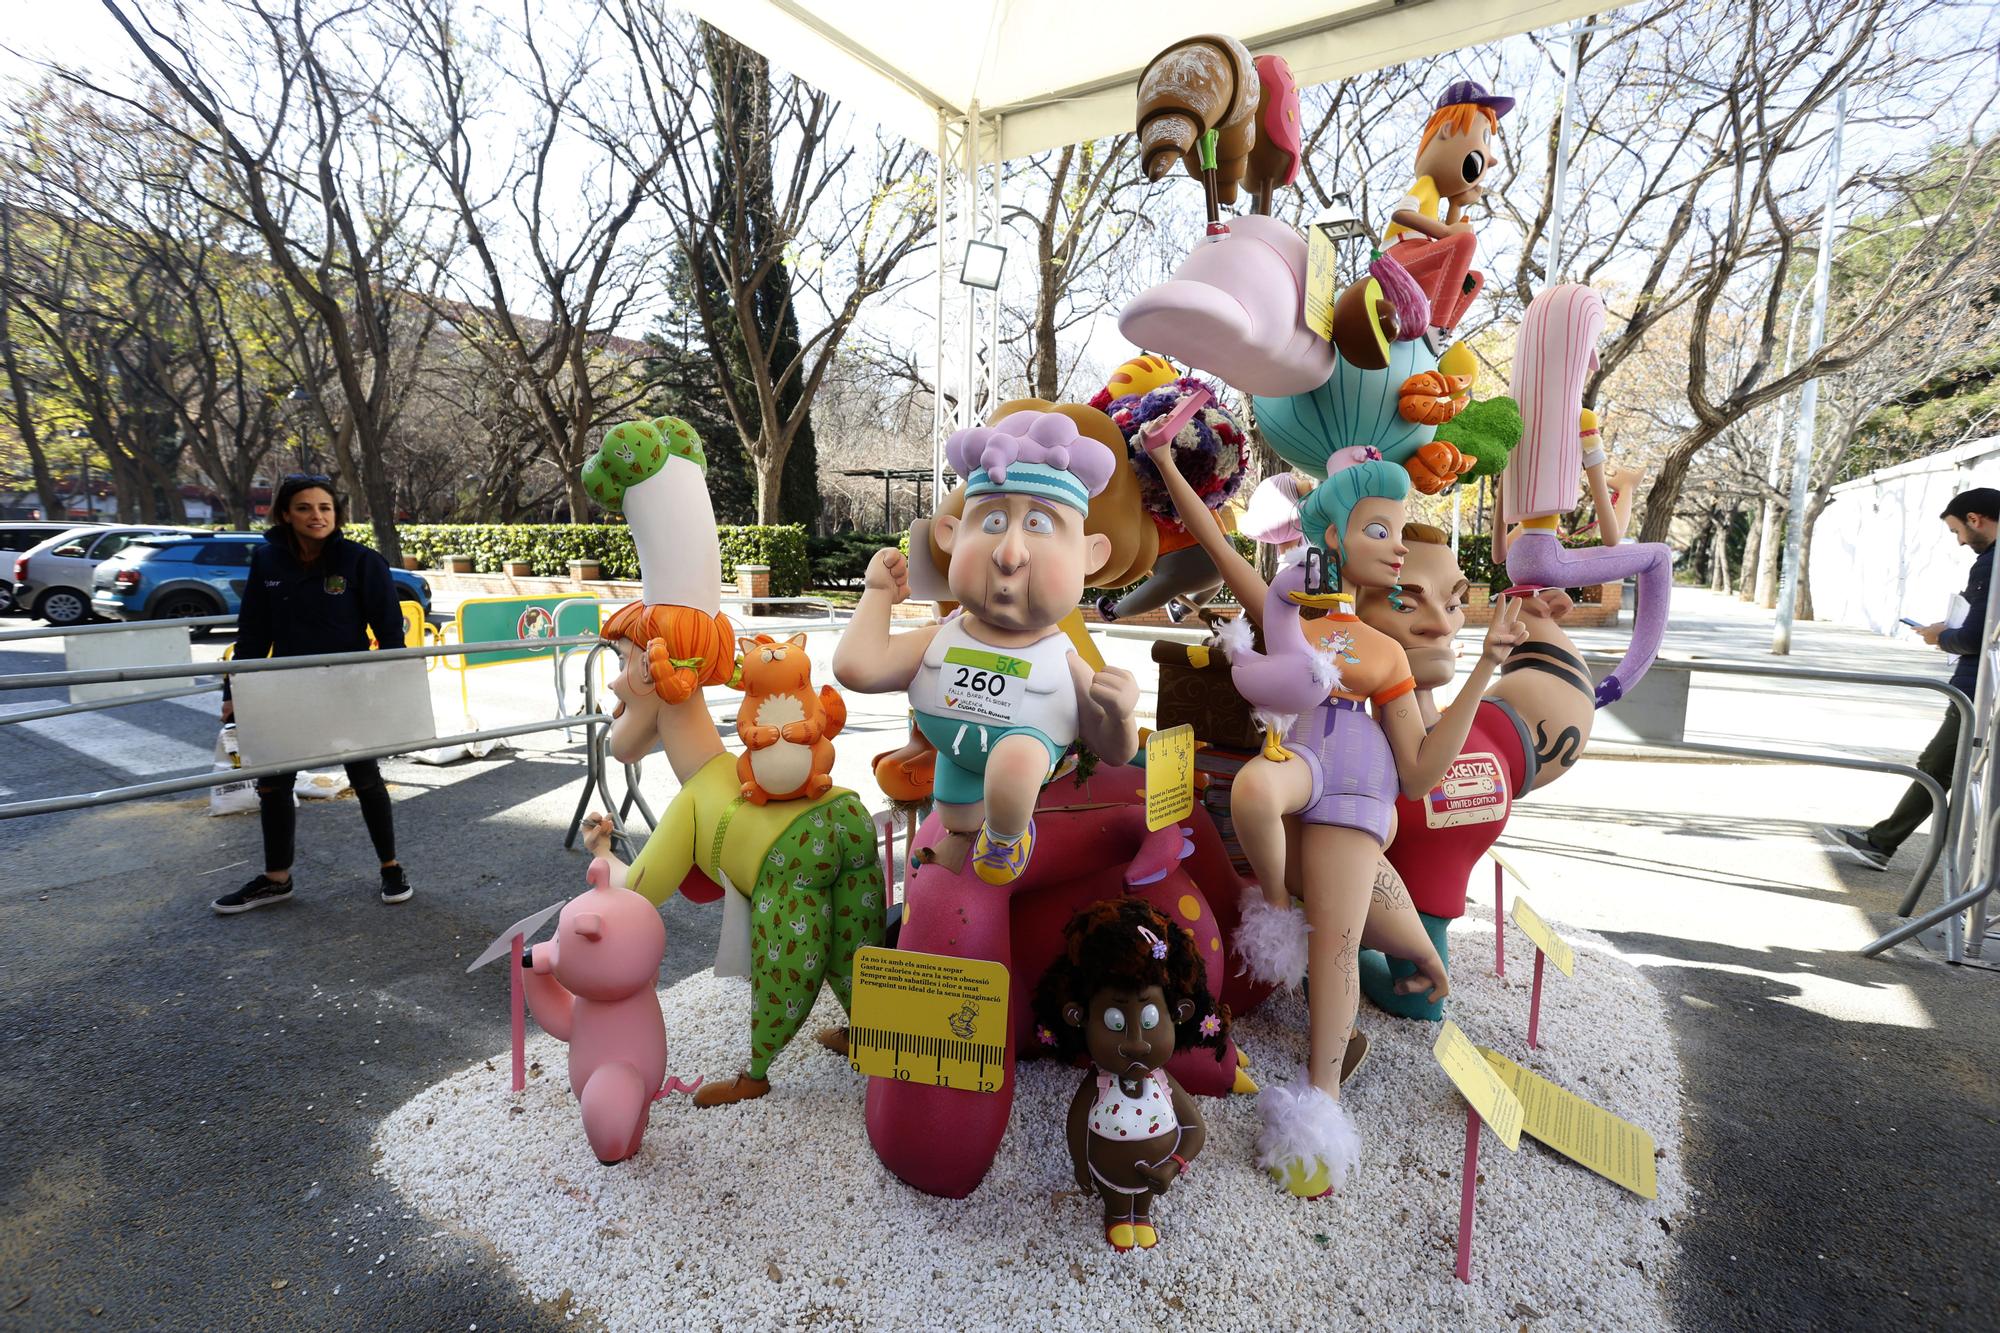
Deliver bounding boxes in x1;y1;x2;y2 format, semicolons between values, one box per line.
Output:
1371;864;1412;912
1502;641;1594;697
1534;722;1584;772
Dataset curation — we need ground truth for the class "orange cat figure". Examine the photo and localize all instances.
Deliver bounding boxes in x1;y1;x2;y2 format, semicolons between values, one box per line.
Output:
735;633;845;805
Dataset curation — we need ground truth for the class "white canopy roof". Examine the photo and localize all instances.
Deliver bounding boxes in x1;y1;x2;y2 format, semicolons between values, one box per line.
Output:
681;0;1603;159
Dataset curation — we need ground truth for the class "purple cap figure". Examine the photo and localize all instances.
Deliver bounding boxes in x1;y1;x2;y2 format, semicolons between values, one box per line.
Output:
1435;78;1515;119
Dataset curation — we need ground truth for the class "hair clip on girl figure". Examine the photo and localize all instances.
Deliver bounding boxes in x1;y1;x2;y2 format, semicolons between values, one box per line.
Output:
1035;899;1228;1251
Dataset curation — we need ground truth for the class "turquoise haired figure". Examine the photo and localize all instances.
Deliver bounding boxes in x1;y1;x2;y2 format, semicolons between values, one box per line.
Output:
1141;428;1525;1202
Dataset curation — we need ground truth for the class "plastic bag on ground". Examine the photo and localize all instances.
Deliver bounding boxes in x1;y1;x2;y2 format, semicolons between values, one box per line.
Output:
295;769;351;800
410;713;515;765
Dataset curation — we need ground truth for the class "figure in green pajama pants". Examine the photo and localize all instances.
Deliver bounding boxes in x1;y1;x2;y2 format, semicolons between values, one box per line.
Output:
577;415;885;1108
743;793;885;1080
584;752;886;1107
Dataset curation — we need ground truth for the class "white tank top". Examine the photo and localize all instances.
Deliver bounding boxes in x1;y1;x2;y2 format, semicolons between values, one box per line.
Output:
911;616;1077;745
1087;1068;1178;1141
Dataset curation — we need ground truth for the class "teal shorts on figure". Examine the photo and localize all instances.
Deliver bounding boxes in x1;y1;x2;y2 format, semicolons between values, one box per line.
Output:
1359;911;1452;1021
913;711;1063;807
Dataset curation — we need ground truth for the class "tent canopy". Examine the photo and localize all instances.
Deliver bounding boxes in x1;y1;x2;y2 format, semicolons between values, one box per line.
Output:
682;0;1602;160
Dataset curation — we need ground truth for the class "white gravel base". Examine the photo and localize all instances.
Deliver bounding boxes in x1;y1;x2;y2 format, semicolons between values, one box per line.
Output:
376;897;1685;1331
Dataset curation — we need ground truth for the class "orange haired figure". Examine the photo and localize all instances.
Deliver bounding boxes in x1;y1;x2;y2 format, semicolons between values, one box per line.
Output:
577;418;884;1108
1379;80;1514;330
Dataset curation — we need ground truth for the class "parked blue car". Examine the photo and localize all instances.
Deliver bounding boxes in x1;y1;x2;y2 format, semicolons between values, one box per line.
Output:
91;532;432;636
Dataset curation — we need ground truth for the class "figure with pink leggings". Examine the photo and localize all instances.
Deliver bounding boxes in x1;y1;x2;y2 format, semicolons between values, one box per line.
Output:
1495;284;1673;707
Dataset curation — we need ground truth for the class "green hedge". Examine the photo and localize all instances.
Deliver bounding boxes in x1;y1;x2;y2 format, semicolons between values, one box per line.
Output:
352;523;810;596
718;526;809;598
807;531;902;588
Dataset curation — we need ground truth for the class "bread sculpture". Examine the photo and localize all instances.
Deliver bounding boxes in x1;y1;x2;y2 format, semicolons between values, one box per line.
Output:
1136;34;1258;217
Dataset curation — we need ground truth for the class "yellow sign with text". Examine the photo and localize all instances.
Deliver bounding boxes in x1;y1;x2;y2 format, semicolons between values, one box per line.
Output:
1304;219;1338;342
1510;896;1577;977
1433;1020;1523;1150
848;947;1009;1093
1144;723;1197;830
1481;1048;1658;1199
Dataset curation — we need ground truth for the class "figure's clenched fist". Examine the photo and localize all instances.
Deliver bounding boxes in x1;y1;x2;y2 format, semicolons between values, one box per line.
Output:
864;548;911;601
1087;665;1140;722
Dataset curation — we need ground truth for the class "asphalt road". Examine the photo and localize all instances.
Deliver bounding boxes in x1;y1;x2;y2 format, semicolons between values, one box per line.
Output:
3;599;1999;1331
0;633;720;1331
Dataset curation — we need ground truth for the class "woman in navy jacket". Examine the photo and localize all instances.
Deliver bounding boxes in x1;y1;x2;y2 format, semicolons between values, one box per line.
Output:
211;475;414;914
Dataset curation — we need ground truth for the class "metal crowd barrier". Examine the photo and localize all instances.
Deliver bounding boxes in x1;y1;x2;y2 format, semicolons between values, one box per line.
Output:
0;633;616;824
1864;555;2000;966
0;613;238;643
1588;656;1973;922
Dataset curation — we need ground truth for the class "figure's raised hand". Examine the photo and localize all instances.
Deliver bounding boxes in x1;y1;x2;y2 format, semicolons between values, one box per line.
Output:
864;548;911;601
1478;593;1528;668
1139;420;1178;464
1086;665;1141;724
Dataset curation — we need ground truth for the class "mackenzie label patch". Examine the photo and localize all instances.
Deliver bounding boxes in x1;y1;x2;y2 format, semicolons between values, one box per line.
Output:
1423;751;1509;830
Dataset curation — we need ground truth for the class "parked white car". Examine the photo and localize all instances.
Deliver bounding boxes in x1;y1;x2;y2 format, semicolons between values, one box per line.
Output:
11;523;207;627
0;521;103;614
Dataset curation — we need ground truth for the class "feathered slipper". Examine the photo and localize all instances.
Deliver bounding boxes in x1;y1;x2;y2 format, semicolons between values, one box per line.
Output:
1255;1072;1362;1199
1233;884;1310;989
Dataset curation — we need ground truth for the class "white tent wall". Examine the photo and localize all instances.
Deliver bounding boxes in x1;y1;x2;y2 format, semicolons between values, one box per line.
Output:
680;0;1603;158
1808;436;2000;637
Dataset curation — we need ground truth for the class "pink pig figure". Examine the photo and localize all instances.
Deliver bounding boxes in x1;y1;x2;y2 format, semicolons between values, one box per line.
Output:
523;857;667;1165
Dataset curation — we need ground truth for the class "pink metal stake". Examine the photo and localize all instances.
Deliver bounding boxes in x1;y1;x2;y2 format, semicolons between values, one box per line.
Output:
509;932;527;1092
1455;1106;1481;1283
1527;948;1546;1049
1493;862;1505;977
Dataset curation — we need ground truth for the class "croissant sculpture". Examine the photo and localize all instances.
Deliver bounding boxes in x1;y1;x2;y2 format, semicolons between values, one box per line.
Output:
1136;33;1257;207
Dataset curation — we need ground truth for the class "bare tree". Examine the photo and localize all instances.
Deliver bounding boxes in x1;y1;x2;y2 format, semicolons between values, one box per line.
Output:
610;7;935;522
0;199;67;518
93;0;470;560
388;0;667;520
1479;0;2000;545
1001;137;1170;401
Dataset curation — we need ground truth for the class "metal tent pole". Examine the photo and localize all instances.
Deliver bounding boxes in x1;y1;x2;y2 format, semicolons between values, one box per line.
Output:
1772;84;1848;654
1543;25;1585;282
959;102;982;433
932;111;950;505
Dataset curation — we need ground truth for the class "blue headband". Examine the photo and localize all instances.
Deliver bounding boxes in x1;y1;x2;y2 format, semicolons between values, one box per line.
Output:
964;462;1091;513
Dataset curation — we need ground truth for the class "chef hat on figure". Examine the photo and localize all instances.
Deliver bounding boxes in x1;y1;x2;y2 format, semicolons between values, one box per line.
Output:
582;417;720;612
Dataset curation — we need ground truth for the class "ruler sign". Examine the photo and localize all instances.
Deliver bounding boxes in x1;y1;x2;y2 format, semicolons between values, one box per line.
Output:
847;947;1010;1093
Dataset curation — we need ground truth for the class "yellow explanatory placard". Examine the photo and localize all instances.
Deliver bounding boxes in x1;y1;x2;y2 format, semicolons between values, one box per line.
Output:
1145;723;1196;831
1481;1048;1659;1199
847;947;1010;1094
1304;215;1339;342
1432;1020;1523;1150
1510;896;1577;977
